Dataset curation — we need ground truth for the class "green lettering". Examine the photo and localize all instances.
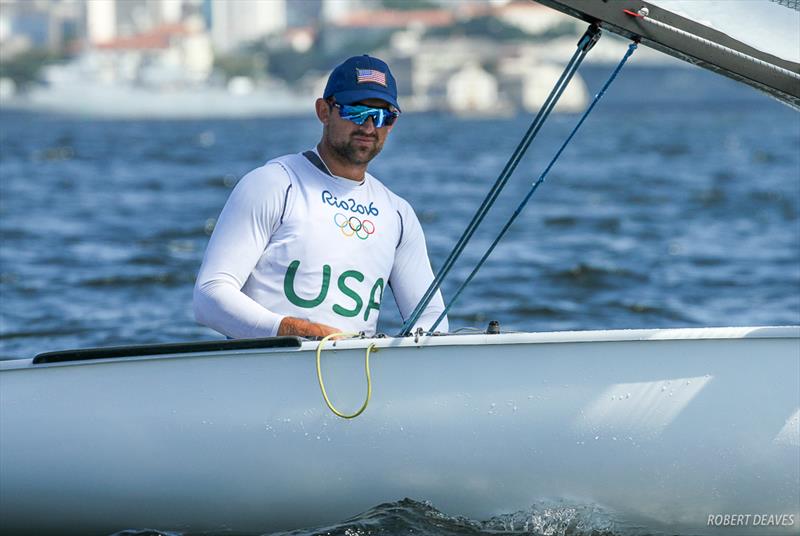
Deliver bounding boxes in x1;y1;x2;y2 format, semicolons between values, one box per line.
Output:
333;270;364;317
284;260;330;308
362;278;384;322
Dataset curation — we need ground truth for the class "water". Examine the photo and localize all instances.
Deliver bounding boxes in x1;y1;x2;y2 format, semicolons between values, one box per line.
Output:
1;66;799;535
110;499;628;536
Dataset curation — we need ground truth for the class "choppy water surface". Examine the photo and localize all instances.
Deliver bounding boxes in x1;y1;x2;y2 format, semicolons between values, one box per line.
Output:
1;66;799;535
112;498;634;536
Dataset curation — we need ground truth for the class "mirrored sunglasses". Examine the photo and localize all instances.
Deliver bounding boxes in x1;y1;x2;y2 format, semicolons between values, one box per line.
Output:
332;102;399;128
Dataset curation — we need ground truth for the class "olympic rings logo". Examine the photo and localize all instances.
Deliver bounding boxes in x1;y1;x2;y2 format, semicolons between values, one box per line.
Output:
334;213;376;240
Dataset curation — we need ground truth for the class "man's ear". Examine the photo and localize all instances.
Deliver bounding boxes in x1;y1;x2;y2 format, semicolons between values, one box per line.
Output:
315;98;330;124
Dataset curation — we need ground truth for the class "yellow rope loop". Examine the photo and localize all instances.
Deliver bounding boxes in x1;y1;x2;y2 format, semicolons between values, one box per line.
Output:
315;333;378;419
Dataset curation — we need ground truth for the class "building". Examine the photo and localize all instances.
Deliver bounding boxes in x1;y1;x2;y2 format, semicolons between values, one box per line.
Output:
0;0;82;55
209;0;286;53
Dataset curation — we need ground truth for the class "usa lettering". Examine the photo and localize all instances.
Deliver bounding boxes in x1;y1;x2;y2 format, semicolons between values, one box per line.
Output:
283;260;384;321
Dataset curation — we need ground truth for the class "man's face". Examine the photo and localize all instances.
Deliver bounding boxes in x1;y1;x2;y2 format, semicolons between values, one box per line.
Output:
321;98;396;166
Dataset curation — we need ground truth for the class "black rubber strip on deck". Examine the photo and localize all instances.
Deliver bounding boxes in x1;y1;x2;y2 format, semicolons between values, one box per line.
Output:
32;336;303;364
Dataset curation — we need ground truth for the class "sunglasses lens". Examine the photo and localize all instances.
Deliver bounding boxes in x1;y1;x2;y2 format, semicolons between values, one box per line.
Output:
349;112;369;125
338;104;398;128
372;111;386;128
383;112;398;126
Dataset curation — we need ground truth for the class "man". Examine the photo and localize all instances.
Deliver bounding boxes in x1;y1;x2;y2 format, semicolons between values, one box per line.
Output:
194;55;448;339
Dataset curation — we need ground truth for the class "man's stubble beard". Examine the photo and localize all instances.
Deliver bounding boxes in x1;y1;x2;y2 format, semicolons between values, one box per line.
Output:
327;129;383;166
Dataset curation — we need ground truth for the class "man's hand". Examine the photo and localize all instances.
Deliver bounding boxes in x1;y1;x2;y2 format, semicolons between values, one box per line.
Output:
278;317;343;339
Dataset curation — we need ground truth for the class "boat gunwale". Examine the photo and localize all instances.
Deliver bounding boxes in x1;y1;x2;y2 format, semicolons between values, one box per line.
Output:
2;325;797;371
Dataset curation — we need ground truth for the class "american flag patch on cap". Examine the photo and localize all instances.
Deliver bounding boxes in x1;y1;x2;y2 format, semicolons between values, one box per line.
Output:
356;68;387;87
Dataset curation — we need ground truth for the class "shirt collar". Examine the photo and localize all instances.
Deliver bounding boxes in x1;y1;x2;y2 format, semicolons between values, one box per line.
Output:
306;146;366;188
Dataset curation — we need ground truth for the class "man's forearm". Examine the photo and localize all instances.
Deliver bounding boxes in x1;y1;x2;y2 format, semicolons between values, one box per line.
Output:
278;317;341;338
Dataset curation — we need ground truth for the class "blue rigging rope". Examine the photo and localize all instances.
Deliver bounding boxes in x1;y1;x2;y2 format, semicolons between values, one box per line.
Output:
398;25;603;336
427;42;639;334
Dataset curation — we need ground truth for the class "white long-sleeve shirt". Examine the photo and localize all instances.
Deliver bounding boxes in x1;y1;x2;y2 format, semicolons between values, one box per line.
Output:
193;150;448;338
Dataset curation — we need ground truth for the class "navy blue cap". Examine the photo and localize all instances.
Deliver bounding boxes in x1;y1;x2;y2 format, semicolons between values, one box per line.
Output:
323;55;401;112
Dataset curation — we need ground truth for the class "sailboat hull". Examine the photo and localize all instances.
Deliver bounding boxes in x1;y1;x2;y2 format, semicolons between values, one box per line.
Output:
1;327;798;534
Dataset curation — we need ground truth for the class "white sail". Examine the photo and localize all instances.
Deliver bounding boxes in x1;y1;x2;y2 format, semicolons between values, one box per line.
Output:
650;0;800;64
534;0;800;108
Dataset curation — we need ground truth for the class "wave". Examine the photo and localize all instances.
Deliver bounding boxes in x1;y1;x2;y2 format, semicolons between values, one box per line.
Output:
81;273;192;288
270;498;629;536
547;263;648;288
108;498;661;536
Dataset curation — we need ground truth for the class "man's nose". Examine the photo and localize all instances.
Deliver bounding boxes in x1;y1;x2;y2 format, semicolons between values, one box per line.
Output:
361;116;377;132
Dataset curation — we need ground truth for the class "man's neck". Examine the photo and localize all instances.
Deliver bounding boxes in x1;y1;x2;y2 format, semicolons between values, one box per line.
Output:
316;142;366;182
